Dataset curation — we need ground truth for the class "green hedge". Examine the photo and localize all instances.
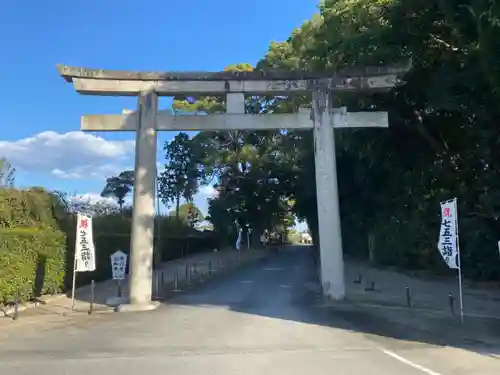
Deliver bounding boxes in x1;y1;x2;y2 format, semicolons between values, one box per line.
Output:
0;188;219;304
0;187;62;229
0;227;66;303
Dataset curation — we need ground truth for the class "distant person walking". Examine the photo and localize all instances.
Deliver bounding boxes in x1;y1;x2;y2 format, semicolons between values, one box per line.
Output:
260;230;268;248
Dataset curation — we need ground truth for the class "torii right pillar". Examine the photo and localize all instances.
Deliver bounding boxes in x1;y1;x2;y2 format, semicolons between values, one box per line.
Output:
312;90;346;300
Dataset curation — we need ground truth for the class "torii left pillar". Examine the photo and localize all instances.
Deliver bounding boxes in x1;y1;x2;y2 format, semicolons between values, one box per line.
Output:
122;90;159;311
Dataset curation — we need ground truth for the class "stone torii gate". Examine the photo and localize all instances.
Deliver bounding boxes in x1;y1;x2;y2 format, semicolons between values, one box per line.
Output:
58;64;409;311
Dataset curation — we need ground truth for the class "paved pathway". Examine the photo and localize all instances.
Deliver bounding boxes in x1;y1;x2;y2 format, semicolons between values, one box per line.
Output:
0;246;499;374
0;249;263;332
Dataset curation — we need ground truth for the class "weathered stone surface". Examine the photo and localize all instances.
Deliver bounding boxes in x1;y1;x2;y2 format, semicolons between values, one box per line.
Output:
69;75;401;96
80;110;388;132
57;61;411;82
57;61;411;96
115;301;160;312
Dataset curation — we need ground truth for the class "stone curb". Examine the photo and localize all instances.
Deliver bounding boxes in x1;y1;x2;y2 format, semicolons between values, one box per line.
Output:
1;293;68;318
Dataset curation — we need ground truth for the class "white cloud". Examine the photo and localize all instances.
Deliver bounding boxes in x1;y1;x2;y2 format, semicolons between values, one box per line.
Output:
156;162;165;176
50;164;126;180
69;192;118;206
51;168;82;180
199;185;219;198
0;131;134;180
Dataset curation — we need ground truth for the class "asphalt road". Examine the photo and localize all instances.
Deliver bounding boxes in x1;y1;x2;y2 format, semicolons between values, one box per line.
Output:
0;246;499;374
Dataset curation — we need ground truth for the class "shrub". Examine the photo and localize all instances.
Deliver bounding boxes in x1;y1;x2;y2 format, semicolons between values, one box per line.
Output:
0;187;62;229
0;227;66;303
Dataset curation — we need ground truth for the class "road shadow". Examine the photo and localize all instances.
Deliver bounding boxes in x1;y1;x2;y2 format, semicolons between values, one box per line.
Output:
164;246;500;359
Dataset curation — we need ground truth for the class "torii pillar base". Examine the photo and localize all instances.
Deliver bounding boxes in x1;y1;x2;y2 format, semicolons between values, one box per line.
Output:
114;300;161;313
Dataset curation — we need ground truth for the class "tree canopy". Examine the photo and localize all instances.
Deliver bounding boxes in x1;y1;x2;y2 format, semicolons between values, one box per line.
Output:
168;202;204;227
100;171;134;211
246;0;500;279
193;0;500;279
158;132;201;220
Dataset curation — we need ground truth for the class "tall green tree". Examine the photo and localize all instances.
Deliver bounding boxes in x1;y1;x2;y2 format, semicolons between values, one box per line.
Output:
168;64;295;242
168;202;204;227
100;170;134;211
159;133;200;220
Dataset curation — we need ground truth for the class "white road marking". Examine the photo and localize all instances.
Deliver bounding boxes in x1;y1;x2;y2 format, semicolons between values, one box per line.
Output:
262;267;283;271
380;348;443;375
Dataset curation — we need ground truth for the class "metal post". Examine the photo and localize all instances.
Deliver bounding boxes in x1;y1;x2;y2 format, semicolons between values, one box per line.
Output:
449;292;455;316
405;286;412;308
154;272;160;296
71;253;77;309
365;280;375;291
12;288;20;321
88;280;95;315
199;262;204;282
454;198;464;325
174;267;179;291
117;280;123;298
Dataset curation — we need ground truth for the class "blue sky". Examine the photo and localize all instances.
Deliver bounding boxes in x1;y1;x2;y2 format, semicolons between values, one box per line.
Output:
0;0;316;229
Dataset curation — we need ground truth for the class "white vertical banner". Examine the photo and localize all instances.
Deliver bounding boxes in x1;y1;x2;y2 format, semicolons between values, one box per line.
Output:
75;213;96;272
72;213;97;309
437;197;464;323
437;199;459;269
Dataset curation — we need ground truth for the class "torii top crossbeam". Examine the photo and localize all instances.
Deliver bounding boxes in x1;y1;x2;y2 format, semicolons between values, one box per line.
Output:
56;62;411;96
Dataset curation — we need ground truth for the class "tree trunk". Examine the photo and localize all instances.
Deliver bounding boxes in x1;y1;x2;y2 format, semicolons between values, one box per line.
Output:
368;231;376;264
175;195;181;221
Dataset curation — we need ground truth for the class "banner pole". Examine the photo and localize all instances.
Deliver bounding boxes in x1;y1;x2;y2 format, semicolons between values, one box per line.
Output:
71;250;77;309
454;198;464;324
458;261;464;324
